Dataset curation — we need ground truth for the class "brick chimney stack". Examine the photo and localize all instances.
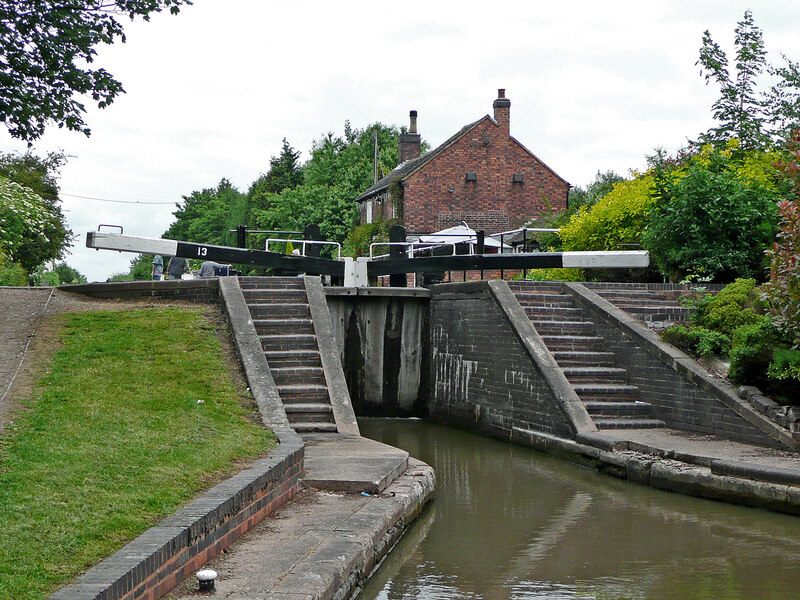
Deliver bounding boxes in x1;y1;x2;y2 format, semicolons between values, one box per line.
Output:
493;89;510;135
398;110;421;164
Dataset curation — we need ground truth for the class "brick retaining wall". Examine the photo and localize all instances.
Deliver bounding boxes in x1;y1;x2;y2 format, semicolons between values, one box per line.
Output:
61;279;219;304
565;283;795;450
428;281;583;439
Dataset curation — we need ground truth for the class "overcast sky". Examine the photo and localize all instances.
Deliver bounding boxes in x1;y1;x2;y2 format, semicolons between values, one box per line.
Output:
4;0;800;282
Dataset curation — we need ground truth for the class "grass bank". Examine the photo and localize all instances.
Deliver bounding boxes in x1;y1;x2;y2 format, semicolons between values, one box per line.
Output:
0;307;276;600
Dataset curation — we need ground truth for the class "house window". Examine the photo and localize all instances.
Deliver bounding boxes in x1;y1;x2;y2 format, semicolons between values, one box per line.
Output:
366;201;373;224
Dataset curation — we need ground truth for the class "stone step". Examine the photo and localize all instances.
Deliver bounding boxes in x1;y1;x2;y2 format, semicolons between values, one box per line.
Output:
290;421;338;433
271;366;325;386
572;383;640;402
540;335;605;352
562;367;627;384
508;281;563;292
265;349;322;369
584;401;654;418
524;306;584;320
248;303;311;319
253;318;314;336
514;292;574;307
602;298;686;309
277;383;329;403
284;402;334;414
239;276;305;290
261;334;318;351
243;289;307;303
530;320;596;336
594;418;666;430
593;289;683;301
551;351;616;367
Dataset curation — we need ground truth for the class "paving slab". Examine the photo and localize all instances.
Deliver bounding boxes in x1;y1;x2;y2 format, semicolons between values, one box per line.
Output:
301;434;409;494
165;457;435;600
594;428;800;471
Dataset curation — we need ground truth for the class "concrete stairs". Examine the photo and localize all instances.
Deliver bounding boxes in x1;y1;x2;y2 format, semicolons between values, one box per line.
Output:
509;281;665;430
240;277;337;433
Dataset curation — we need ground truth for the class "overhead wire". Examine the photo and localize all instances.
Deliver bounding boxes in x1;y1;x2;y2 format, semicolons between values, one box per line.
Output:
61;192;176;205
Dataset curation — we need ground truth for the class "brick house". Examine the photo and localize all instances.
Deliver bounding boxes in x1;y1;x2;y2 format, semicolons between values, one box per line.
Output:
355;89;570;234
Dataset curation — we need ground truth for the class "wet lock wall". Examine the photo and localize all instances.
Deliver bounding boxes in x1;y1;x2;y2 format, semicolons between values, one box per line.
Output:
359;418;800;600
325;290;429;417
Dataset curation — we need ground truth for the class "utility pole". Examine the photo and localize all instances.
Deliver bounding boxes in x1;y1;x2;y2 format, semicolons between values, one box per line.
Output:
373;130;379;185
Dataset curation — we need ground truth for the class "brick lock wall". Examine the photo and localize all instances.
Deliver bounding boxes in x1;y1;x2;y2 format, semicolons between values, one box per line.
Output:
566;287;780;448
428;284;572;438
403;118;568;234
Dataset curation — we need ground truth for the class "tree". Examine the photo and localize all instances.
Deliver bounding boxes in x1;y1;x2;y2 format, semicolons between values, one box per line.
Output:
697;10;768;149
0;0;191;142
644;143;780;282
247;138;303;211
250;122;404;249
0;151;72;268
53;261;87;284
0;175;63;272
696;10;800;148
165;178;246;246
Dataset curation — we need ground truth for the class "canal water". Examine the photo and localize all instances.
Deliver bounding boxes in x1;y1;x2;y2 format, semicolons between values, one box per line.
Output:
358;418;800;600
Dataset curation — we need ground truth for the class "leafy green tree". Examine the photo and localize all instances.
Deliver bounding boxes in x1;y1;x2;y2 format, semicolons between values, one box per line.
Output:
0;175;68;273
0;151;71;270
568;170;625;212
559;174;655;252
697;10;768;149
644;144;780;282
0;0;192;142
247;138;303;218
53;262;87;284
165;178;246;246
251;123;403;249
697;10;800;148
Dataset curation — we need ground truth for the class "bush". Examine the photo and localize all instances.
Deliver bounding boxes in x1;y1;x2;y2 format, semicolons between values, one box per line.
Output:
763;199;800;347
693;278;765;335
644;145;779;282
661;325;730;357
0;250;27;286
559;174;654;252
728;320;782;387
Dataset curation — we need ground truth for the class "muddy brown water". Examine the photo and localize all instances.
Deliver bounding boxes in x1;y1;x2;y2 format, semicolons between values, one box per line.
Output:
358;418;800;600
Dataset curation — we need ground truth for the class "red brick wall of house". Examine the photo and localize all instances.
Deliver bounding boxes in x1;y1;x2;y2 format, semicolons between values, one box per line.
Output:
401;117;568;235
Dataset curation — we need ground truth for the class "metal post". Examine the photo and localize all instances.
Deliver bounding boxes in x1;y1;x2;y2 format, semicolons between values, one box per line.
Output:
389;225;407;287
522;228;527;279
304;224;322;258
477;230;485;279
236;224;246;248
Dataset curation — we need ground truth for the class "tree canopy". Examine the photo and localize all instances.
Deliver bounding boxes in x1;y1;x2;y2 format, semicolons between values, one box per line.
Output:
697;10;800;149
0;0;191;142
0;151;71;274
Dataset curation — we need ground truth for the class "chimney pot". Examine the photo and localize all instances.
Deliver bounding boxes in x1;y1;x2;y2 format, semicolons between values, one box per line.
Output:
497;88;505;99
409;110;418;134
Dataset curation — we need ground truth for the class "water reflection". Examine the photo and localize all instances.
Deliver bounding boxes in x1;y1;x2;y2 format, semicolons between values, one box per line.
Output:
359;418;800;600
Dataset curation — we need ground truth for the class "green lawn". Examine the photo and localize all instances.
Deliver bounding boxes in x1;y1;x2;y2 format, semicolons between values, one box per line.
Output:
0;307;276;600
